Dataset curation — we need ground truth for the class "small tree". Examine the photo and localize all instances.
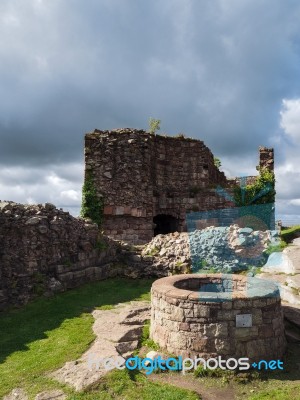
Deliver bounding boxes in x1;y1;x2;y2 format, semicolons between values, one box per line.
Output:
214;157;221;168
149;117;161;135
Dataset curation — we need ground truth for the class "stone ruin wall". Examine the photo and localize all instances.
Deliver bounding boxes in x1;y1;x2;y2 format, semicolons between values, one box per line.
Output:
0;201;120;311
85;129;235;244
85;128;274;244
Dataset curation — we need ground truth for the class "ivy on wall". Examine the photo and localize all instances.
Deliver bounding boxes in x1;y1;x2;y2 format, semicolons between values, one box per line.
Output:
80;172;104;226
233;168;276;206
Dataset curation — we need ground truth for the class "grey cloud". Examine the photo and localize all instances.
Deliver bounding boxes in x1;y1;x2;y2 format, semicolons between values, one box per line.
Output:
1;0;300;165
1;0;300;220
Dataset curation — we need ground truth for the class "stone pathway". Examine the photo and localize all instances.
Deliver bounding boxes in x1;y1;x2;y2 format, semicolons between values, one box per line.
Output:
49;301;150;391
257;238;300;341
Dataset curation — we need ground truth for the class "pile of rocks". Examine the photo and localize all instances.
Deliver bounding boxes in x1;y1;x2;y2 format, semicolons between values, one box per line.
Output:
142;225;280;275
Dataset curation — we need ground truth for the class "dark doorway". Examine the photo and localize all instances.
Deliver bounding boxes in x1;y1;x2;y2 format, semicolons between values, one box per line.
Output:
153;214;179;236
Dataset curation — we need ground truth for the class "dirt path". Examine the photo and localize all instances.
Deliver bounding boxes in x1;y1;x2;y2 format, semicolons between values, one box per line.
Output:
148;373;236;400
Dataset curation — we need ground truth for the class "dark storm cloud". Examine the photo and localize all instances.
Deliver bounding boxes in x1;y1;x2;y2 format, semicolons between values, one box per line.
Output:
1;0;300;218
1;0;300;166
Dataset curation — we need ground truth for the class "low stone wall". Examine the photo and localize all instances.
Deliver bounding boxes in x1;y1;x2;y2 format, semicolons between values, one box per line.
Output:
0;201;120;310
150;274;286;361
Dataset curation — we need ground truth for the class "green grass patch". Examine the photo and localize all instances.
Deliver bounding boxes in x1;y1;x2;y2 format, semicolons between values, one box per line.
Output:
139;321;159;351
0;278;153;399
249;385;300;400
265;240;287;255
281;225;300;244
69;369;199;399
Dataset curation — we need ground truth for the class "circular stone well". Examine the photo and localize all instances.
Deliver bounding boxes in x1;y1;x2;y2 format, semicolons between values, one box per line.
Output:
150;274;286;361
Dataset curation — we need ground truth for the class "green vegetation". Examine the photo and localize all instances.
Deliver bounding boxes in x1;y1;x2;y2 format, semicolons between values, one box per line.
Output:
148;117;161;135
233;168;276;206
94;238;108;251
192;259;215;273
194;364;231;378
214;157;221;168
80;172;104;226
69;369;199;400
249;385;300;400
174;260;184;273
144;246;160;256
175;132;186;138
265;240;287;255
32;272;47;295
0;278;153;399
139;320;160;351
281;225;300;243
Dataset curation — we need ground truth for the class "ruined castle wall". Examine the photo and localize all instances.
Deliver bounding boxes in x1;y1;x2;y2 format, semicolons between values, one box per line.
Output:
84;129;233;244
85;129;155;243
259;147;274;172
0;201;119;311
152;135;229;220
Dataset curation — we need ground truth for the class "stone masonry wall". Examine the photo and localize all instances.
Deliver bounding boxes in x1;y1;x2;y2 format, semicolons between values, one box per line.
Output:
0;201;120;311
259;147;274;172
84;129;233;244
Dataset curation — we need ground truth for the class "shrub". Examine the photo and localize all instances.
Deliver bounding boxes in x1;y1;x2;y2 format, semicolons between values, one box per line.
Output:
281;225;300;243
233;168;276;206
80;172;104;226
214;157;221;168
149;117;161;135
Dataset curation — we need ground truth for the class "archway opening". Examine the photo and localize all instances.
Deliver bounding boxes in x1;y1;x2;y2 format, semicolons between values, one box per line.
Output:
153;214;179;236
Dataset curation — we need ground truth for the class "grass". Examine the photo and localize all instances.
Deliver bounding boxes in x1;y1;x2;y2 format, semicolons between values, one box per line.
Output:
248;385;300;400
139;320;160;351
0;278;154;399
69;369;199;400
281;225;300;244
265;240;287;255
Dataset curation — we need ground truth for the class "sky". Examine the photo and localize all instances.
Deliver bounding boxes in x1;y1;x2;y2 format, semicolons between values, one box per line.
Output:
1;0;300;224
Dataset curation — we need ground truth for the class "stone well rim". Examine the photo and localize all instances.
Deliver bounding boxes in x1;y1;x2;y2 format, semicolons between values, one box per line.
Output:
151;273;280;302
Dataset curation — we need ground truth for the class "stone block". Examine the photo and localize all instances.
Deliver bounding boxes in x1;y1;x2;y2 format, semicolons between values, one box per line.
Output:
258;324;274;338
169;332;187;349
115;207;124;215
104;206;113;215
234;326;258;339
184;308;194;318
194;305;210;318
179;322;190;331
170;307;185;322
214;338;231;354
